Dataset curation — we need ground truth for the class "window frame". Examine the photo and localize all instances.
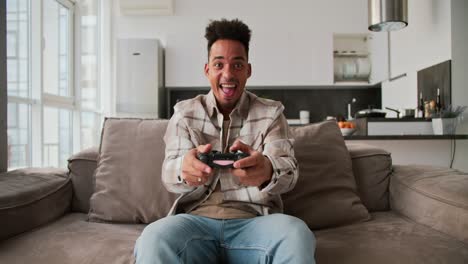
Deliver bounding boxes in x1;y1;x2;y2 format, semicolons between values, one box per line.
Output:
6;0;102;169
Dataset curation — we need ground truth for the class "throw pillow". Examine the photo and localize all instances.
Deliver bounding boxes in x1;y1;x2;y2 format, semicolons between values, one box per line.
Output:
283;120;370;229
89;118;177;223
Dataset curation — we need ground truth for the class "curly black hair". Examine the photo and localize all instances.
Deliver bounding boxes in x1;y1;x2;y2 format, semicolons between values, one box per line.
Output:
205;18;252;59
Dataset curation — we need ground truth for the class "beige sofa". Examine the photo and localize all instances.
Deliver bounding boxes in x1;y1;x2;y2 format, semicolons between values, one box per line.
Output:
1;119;468;264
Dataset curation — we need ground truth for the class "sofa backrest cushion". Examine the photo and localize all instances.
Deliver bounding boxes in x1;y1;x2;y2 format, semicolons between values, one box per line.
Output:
390;165;468;244
283;121;370;229
346;143;392;211
88;118;177;223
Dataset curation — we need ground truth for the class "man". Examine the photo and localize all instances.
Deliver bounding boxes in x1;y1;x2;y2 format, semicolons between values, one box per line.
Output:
134;18;316;264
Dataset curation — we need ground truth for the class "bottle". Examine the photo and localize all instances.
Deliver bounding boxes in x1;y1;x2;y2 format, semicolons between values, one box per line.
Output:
424;101;431;118
418;92;425;118
436;88;442;114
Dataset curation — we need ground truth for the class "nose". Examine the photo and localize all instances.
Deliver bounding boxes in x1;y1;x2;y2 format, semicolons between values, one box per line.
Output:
221;64;235;79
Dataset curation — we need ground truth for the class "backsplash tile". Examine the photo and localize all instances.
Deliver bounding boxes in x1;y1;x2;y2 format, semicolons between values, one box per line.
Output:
167;84;381;122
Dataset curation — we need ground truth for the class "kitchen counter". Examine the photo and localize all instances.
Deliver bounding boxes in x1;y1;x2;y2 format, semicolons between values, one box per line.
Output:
344;135;468;140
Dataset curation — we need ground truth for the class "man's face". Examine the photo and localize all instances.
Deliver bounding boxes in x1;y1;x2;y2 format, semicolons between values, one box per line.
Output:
204;39;251;113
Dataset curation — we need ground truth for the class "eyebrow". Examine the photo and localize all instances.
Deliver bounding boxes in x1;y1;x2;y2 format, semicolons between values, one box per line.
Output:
212;56;246;61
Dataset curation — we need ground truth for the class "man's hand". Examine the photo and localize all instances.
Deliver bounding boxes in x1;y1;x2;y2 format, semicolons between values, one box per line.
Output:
182;144;214;186
229;140;273;187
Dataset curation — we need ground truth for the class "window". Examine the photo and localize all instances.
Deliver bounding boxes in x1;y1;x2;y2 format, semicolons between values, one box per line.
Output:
6;0;31;168
7;102;30;168
43;106;72;167
43;0;72;97
6;0;102;169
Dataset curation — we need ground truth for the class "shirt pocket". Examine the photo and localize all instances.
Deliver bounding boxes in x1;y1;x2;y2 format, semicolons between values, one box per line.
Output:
235;133;264;152
188;128;220;150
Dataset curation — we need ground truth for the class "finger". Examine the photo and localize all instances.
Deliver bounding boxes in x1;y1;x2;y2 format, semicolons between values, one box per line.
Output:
183;150;212;174
230;168;248;178
197;143;212;154
229;140;252;154
183;168;204;178
233;153;260;169
191;157;212;174
182;172;207;185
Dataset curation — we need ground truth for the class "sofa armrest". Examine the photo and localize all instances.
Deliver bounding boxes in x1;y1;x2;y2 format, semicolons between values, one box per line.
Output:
346;143;393;212
0;168;71;241
68;146;98;213
390;165;468;244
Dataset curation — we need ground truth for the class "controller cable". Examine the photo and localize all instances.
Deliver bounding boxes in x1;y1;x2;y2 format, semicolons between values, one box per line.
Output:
450;137;456;169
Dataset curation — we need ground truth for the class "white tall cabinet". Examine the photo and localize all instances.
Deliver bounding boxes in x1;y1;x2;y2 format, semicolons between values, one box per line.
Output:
116;38;164;118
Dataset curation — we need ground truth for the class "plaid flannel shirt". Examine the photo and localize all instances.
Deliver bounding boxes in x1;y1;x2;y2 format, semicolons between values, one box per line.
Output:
162;90;298;216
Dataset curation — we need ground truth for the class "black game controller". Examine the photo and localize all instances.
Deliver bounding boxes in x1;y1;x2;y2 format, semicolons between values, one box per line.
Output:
197;150;249;168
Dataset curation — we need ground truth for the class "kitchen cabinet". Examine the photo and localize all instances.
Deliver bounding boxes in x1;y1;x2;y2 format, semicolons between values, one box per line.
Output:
333;34;371;83
368;33;389;84
345;137;468;172
354;117;433;136
333;33;389;85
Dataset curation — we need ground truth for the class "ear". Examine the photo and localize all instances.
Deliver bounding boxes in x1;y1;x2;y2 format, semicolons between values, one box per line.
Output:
247;63;252;78
204;63;209;77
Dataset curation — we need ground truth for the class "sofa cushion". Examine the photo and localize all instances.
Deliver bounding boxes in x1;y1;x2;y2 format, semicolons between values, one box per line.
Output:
0;213;143;264
346;143;392;211
315;211;468;264
390;165;468;244
89;118;177;223
283;121;370;229
68;146;99;213
0;168;71;241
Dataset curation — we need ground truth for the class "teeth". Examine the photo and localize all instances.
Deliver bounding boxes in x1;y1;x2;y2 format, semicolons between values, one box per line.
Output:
221;84;236;88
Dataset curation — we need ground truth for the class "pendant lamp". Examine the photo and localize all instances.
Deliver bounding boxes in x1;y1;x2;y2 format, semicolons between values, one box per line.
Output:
368;0;408;32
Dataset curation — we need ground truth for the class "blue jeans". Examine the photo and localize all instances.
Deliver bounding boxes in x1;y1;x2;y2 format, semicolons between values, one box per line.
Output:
134;213;316;264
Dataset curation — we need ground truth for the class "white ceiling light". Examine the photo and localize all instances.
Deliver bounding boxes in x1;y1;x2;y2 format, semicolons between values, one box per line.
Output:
368;0;408;32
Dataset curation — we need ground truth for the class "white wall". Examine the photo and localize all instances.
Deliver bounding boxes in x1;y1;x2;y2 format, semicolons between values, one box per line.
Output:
114;0;372;87
451;0;468;133
450;0;468;172
381;0;452;112
111;0;468;172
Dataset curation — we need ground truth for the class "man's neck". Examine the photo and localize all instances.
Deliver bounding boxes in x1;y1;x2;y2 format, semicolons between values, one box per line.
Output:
220;107;233;120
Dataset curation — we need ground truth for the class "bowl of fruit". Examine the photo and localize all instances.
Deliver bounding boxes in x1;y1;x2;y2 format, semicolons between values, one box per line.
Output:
337;121;356;136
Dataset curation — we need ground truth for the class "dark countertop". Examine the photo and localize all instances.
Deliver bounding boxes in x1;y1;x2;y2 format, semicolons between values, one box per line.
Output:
358;117;431;122
360;117;431;122
344;135;468;140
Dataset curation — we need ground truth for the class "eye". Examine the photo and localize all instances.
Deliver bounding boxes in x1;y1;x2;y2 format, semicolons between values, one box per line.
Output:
234;63;243;69
213;62;223;69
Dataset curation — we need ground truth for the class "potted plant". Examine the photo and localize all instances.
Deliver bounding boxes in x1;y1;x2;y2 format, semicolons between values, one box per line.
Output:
431;105;467;135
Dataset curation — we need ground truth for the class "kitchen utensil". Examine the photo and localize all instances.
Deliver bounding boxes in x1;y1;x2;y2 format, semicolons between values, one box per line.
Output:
385;107;400;118
340;128;357;136
355;107;387;118
299;110;310;124
400;108;415;118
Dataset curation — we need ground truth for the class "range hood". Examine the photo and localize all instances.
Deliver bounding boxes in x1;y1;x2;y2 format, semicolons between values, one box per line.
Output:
368;0;408;32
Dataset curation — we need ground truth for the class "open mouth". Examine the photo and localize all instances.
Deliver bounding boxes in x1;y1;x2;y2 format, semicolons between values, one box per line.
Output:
219;83;237;98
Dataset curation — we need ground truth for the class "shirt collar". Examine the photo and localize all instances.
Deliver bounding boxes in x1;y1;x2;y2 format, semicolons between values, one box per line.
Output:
206;90;251;119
